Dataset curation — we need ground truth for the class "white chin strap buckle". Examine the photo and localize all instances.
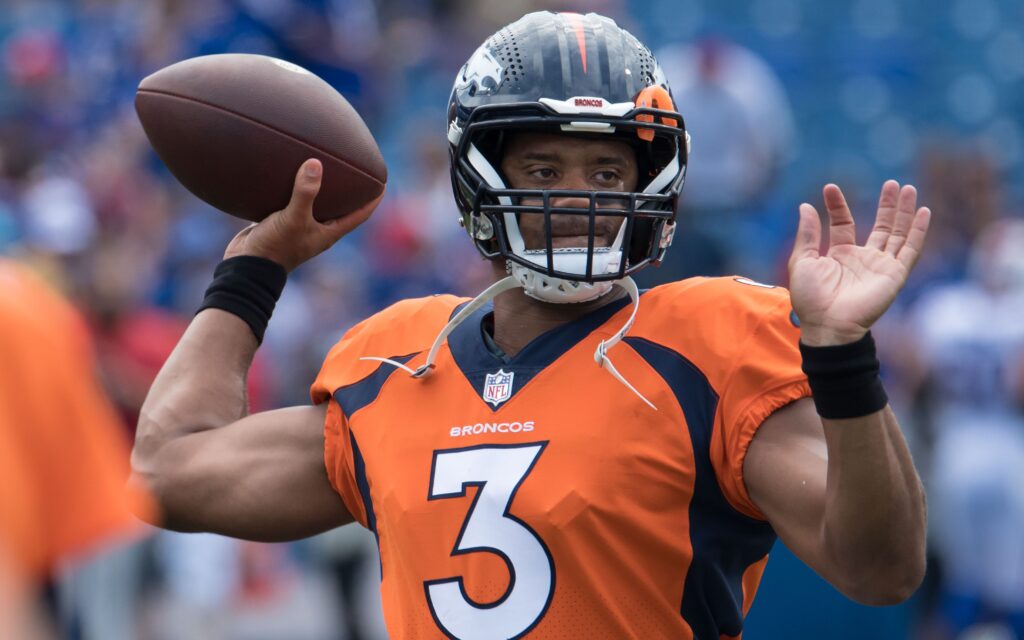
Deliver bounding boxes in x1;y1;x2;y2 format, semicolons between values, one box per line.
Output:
510;262;613;304
507;247;622;305
592;277;656;410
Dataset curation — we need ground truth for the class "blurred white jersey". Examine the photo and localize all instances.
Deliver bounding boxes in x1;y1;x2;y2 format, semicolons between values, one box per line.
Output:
912;283;1024;607
913;283;1024;431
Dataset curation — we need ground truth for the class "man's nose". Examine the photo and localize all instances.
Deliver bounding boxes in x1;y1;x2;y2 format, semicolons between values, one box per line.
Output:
541;172;585;207
548;194;591;211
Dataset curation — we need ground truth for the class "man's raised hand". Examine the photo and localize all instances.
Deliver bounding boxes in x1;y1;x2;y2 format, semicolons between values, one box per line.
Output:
788;180;931;346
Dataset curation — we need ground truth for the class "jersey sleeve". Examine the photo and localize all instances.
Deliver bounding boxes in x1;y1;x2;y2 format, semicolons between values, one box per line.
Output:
630;277;813;521
711;295;810;521
309;294;467;528
321;399;370;528
310;316;385;530
310;294;466;405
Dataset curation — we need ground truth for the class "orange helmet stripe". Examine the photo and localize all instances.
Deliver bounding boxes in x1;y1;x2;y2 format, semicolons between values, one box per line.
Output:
563;12;588;74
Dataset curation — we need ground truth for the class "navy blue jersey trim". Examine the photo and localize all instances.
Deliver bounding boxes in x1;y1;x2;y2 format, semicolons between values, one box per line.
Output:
350;430;382;577
447;293;633;411
624;336;776;639
333;353;417;419
350;431;376;535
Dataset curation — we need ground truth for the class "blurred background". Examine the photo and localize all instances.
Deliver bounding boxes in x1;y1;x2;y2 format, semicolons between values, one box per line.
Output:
1;0;1023;638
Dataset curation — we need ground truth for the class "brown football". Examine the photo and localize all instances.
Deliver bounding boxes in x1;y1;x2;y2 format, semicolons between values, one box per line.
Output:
135;54;386;222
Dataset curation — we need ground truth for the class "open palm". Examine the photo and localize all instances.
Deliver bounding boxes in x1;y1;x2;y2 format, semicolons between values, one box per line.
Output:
789;181;931;346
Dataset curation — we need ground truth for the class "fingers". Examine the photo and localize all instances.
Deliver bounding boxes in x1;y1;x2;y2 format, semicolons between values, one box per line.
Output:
897;207;931;272
285;158;379;242
822;184;857;247
789;203;822;268
884;184;918;255
279;157;381;256
866;180;900;250
283;159;323;223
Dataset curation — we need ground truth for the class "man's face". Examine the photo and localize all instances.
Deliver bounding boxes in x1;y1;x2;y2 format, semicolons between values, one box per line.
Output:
499;132;639;250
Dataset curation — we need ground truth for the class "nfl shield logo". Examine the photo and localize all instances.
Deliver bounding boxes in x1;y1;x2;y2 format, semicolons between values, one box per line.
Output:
482;369;514;406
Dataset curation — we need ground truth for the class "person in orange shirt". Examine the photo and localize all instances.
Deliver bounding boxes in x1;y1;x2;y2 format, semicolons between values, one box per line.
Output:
132;12;930;638
0;548;51;640
0;260;151;627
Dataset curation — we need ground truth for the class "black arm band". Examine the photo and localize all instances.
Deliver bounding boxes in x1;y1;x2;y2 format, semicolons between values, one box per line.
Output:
197;256;287;345
799;331;889;420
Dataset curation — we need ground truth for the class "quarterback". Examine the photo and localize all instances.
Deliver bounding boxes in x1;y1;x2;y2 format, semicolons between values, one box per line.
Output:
133;12;929;639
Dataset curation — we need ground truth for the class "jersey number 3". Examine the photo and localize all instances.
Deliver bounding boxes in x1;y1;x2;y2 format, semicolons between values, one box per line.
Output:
425;443;554;640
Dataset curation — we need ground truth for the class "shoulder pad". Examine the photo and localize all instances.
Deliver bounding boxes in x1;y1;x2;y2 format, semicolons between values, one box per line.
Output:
311;294;467;401
632;276;797;389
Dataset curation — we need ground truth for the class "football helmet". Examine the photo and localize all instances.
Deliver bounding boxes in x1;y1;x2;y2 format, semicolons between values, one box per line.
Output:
448;11;689;303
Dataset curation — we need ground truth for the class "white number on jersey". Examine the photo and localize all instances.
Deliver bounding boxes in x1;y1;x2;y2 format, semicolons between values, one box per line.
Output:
425;443;554;640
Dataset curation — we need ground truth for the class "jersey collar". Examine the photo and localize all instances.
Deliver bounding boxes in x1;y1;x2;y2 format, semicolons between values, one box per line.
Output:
446;293;634;411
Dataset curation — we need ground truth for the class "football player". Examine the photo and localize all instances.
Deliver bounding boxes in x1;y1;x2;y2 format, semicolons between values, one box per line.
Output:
906;219;1024;638
0;259;153;638
132;12;930;638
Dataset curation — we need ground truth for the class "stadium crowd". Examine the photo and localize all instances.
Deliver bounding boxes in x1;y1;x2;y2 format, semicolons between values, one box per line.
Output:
2;0;1023;638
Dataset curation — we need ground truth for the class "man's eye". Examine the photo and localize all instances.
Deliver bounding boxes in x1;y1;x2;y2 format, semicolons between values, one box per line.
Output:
530;168;556;180
594;171;620;183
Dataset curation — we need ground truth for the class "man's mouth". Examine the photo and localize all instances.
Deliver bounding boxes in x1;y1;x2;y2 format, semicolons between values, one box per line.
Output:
521;214;623;250
550;234;606;248
549;222;618;248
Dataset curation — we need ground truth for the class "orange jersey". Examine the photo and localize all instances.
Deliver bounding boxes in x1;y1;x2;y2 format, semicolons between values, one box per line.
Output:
312;276;810;639
0;260;150;582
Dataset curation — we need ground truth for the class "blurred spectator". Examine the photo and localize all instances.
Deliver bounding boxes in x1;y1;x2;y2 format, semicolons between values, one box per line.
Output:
902;219;1024;640
364;126;492;302
0;258;153;637
152;532;242;640
636;38;796;286
906;144;1004;296
658;38;796;212
308;527;388;640
0;549;54;640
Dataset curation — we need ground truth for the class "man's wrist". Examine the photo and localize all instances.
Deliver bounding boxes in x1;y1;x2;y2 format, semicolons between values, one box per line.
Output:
799;324;868;347
800;331;889;420
197;256;287;345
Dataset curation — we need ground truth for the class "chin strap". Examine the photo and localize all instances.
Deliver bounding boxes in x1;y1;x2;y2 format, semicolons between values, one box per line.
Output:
593;277;656;410
361;275;657;410
359;276;521;377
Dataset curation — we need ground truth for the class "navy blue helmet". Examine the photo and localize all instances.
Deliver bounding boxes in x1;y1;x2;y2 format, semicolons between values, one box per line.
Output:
447;11;688;297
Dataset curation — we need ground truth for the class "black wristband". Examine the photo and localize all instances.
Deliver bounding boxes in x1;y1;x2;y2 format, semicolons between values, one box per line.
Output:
799;331;889;420
197;256;287;345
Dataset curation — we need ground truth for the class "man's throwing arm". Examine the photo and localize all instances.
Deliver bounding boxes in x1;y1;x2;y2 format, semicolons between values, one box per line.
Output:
131;160;374;541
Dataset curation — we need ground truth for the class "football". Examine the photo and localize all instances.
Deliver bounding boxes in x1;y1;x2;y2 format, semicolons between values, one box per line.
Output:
135;54;386;222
